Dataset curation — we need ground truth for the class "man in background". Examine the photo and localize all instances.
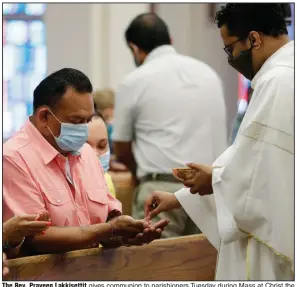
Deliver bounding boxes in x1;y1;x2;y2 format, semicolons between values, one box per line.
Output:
113;13;227;238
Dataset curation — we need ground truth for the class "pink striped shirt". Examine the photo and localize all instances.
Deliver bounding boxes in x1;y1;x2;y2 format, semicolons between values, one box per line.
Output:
3;120;122;226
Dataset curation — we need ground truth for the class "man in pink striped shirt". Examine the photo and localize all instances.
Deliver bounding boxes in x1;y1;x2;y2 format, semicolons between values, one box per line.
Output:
3;68;169;255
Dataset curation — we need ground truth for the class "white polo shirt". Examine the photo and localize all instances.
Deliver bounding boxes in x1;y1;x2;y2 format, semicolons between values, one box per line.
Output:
113;45;227;178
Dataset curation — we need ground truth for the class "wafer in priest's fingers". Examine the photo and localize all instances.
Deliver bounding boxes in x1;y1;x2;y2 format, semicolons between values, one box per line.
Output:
172;167;197;181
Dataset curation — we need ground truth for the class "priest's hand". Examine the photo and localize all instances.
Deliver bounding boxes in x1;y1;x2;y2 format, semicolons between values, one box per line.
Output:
183;163;213;195
144;191;181;220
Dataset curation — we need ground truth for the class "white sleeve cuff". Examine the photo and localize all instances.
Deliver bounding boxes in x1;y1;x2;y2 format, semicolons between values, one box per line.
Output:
175;187;220;250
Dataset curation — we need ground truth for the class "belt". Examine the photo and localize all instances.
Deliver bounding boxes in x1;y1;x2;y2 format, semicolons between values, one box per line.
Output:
140;173;180;183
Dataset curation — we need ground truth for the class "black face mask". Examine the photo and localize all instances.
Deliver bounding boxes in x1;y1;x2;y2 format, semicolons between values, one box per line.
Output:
228;46;254;81
134;56;142;67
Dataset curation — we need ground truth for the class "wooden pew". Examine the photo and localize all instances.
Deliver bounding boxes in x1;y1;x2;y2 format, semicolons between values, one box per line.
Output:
109;171;135;216
7;235;217;281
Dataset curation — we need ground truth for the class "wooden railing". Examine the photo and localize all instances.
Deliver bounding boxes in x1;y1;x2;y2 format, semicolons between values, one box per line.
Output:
7;235;217;281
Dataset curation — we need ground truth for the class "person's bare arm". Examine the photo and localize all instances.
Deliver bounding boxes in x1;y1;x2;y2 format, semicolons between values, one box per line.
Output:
28;223;111;254
113;141;137;179
27;216;146;254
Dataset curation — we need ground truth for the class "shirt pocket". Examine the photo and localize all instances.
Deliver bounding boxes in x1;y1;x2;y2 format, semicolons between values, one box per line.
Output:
42;189;74;226
86;188;109;223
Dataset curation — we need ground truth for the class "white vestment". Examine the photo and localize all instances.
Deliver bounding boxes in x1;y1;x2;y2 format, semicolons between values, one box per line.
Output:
176;41;294;280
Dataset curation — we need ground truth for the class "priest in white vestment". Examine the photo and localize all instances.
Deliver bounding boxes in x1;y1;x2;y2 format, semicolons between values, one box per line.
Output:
144;4;294;280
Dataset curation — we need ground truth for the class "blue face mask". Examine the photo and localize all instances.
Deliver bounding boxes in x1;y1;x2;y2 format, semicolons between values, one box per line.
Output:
47;110;88;152
99;150;111;173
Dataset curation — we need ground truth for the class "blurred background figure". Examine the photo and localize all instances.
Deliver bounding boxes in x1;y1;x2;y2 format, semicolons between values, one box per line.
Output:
112;13;227;238
87;111;116;198
93;89;128;172
93;89;115;148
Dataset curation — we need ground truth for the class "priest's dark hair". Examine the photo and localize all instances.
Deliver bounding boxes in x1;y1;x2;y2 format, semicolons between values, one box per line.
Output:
215;4;289;39
33;68;93;112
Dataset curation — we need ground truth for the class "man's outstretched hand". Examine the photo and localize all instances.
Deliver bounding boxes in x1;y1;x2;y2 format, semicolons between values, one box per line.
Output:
123;218;170;246
108;215;170;246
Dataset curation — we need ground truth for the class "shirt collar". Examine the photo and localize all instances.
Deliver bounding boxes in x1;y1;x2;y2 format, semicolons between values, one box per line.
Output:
24;120;83;165
144;45;177;64
251;41;294;89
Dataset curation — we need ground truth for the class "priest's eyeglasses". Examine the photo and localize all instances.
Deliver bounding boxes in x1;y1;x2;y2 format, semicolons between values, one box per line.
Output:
223;39;242;58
